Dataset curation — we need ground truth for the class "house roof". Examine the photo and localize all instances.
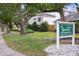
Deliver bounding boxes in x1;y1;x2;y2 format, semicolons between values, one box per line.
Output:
54;11;79;22
38;13;56;18
65;13;79;21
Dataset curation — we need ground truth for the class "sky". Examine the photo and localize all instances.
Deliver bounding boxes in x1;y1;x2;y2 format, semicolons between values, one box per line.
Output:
65;3;77;12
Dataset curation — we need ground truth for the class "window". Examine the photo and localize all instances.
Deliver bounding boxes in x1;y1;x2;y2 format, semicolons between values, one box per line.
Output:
33;18;36;20
38;17;41;22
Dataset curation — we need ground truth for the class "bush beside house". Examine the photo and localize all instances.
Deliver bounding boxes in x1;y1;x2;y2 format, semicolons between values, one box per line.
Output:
27;22;39;31
39;22;48;32
31;22;39;31
27;22;49;32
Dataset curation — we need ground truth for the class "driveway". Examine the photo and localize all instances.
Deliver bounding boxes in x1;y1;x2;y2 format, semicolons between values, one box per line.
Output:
0;32;25;56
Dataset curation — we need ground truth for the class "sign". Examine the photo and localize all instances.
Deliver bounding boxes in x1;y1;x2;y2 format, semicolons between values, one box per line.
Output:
59;23;73;37
56;21;75;49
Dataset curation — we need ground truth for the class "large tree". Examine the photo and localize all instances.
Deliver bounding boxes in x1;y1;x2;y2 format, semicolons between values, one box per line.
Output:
0;4;16;33
0;3;39;35
0;4;28;34
16;4;38;35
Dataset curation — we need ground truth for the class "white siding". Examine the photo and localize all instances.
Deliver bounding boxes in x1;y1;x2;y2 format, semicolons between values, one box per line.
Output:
28;17;36;25
28;16;43;25
43;12;60;25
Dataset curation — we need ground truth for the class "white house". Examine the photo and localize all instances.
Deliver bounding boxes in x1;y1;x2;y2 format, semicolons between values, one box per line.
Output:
28;12;60;25
28;12;62;31
28;10;78;31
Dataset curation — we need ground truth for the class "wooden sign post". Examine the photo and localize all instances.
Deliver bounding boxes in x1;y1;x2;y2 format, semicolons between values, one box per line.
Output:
56;21;75;49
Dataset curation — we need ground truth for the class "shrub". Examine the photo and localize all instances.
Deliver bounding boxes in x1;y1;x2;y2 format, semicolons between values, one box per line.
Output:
39;22;48;32
31;22;39;31
27;22;49;32
25;28;34;33
27;24;32;29
26;28;34;33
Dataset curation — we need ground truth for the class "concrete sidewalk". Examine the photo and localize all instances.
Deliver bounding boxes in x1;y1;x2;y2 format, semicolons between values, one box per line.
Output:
0;32;25;56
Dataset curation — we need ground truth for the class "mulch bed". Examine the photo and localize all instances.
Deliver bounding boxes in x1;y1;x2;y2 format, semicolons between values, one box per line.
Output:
60;38;79;44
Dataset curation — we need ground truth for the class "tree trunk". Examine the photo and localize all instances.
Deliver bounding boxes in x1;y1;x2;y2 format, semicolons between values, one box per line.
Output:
19;18;26;35
6;23;10;33
78;23;79;33
1;24;5;32
75;23;78;33
59;10;65;21
17;11;26;35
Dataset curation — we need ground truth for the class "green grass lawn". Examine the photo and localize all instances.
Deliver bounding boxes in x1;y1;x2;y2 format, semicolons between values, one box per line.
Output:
3;32;56;56
3;31;79;56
